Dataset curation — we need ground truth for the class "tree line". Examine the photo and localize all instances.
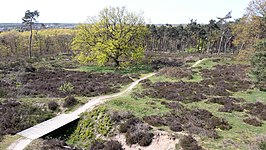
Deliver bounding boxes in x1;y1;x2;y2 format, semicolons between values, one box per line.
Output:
145;15;234;54
0;0;265;63
0;29;75;58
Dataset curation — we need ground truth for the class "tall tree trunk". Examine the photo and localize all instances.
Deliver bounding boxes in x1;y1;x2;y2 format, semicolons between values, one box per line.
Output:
29;25;33;58
224;36;232;53
218;35;224;54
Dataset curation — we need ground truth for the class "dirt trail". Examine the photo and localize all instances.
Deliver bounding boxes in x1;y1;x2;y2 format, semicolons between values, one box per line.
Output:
8;59;205;150
190;58;207;68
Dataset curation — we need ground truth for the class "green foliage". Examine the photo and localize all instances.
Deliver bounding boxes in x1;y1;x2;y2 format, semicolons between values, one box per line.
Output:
67;106;112;148
22;10;39;26
72;6;148;67
185;47;200;53
234;89;266;103
259;141;266;150
22;10;40;58
254;39;266;51
58;82;74;94
0;135;20;150
0;89;7;98
105;94;170;118
251;39;266;84
0;29;76;58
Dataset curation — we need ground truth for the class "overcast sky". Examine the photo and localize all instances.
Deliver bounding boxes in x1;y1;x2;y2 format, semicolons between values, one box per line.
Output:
1;0;250;24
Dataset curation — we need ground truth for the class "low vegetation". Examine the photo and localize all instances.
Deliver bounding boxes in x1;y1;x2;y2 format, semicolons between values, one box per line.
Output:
1;53;265;150
67;107;112;148
1;1;266;149
0;99;54;141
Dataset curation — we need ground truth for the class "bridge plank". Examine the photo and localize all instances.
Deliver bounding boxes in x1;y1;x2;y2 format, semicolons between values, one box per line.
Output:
17;114;79;140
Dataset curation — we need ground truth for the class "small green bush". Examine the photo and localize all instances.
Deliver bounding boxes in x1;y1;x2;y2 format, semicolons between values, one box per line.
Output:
67;107;112;149
185;47;200;53
58;82;74;94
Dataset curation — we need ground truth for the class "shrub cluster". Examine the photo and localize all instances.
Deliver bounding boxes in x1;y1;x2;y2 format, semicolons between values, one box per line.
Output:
19;70;133;97
143;64;252;103
151;58;183;70
243;102;266;121
90;140;123;150
119;116;154;146
218;102;244;113
243;117;262;127
48;101;59;111
144;102;231;138
179;135;204;150
63;96;78;108
41;138;81;150
157;67;193;79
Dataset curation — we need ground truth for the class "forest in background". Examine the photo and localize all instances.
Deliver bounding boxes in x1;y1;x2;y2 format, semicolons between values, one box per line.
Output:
0;0;265;61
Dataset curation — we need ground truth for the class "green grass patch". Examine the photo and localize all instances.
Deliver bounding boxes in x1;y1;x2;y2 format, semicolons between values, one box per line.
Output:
184;72;203;82
75;97;90;104
149;75;180;83
194;57;236;70
195;58;219;69
149;72;203;83
17;97;63;104
76;65;115;73
234;89;266;103
0;135;21;150
105;95;170;118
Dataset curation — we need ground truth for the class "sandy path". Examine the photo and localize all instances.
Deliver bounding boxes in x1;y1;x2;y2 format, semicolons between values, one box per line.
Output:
190;58;207;68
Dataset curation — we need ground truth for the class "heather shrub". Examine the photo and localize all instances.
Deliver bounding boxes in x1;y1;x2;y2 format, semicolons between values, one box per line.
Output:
0;100;54;141
63;96;78;108
48;101;59;111
179;135;204;150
